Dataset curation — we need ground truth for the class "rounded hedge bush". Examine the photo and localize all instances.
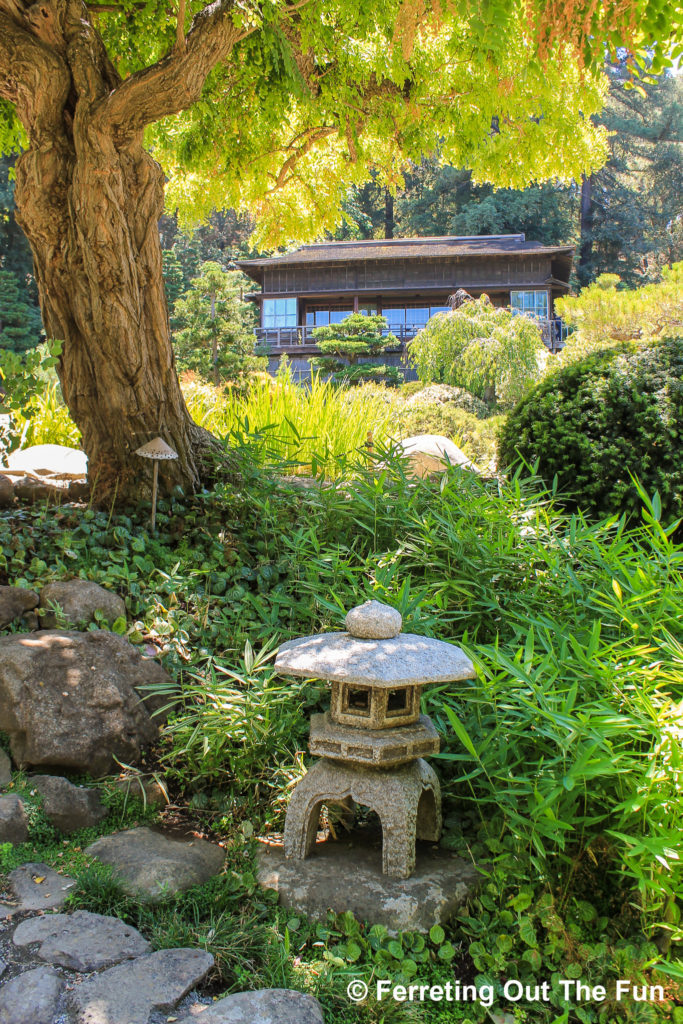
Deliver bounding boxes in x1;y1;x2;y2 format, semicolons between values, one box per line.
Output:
498;339;683;521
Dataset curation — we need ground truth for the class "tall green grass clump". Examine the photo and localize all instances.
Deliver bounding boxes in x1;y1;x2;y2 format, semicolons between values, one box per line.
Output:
182;361;399;474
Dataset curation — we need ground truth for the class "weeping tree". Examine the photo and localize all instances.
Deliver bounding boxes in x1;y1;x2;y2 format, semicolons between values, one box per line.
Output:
0;0;679;501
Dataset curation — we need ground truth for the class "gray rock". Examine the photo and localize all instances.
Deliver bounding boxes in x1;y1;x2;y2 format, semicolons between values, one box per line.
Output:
0;958;6;978
0;965;64;1024
345;600;402;640
0;862;75;920
12;475;65;502
0;474;13;507
39;579;126;628
275;630;476;687
0;585;39;628
257;834;480;933
0;749;11;789
179;989;324;1024
0;794;28;845
69;948;214;1024
13;909;150;971
0;630;170;774
85;826;225;900
31;775;108;834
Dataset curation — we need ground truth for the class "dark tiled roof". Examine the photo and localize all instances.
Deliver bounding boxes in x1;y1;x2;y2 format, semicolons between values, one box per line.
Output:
238;234;574;268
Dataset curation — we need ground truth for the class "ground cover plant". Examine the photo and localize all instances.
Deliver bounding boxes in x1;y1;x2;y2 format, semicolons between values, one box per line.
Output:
1;445;681;1021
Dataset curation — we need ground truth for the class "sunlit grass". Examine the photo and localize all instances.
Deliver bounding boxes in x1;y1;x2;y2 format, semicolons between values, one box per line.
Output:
182;367;401;475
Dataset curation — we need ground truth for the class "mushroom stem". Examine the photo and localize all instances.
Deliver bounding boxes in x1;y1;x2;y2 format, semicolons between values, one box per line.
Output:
151;460;159;531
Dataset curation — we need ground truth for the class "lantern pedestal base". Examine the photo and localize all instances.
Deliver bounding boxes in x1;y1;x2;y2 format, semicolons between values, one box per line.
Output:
284;757;441;879
256;831;480;934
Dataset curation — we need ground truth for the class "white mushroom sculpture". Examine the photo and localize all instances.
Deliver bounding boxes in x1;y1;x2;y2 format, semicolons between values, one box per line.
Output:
134;437;178;529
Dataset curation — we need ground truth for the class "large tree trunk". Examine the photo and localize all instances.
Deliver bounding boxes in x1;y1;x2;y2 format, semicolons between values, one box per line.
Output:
0;0;241;503
14;137;209;501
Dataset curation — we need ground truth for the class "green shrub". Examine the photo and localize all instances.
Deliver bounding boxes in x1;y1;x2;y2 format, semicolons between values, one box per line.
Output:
556;262;683;361
393;402;504;469
498;338;683;521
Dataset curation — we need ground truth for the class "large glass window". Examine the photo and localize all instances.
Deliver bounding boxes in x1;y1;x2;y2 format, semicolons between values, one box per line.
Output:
382;308;406;330
405;307;430;329
305;306;353;327
262;298;297;328
430;305;450;317
510;291;548;319
329;308;353;324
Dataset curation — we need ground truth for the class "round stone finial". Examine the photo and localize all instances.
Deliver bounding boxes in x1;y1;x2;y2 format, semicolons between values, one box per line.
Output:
345;600;402;640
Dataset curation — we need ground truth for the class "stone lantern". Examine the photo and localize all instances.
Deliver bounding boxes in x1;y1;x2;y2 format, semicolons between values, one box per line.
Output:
275;600;476;879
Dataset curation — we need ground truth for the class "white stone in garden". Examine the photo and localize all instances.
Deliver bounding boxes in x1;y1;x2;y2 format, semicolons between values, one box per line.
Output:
3;443;87;479
398;433;472;478
345;600;402;639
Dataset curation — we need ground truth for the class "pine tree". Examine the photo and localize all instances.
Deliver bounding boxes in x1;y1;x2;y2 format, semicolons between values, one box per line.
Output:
0;268;42;353
172;262;264;390
576;63;683;285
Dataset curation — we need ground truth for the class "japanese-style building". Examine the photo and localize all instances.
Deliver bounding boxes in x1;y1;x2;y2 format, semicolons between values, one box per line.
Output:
238;233;574;376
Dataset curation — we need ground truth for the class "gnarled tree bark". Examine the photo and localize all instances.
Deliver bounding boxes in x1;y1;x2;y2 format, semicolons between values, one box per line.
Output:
0;0;243;501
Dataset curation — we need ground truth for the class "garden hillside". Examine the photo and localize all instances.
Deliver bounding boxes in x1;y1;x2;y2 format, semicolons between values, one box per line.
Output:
1;445;682;1021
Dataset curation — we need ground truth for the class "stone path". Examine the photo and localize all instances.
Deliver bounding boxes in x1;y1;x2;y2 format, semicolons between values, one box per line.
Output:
0;858;324;1023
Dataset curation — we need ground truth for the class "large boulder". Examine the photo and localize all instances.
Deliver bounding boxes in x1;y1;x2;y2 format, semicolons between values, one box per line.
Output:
31;775;108;834
0;586;39;629
0;749;11;789
85;827;225;900
39;579;126;628
398;433;472;479
3;444;87;480
0;630;170;775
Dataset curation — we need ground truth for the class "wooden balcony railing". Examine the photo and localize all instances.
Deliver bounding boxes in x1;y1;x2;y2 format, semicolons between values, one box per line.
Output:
254;318;569;355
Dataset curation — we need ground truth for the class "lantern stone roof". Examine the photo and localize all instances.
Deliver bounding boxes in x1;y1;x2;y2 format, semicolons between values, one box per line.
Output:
275;630;476;687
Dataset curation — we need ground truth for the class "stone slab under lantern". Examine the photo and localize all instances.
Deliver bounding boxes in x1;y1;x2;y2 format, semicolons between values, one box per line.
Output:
257;833;481;934
309;712;439;768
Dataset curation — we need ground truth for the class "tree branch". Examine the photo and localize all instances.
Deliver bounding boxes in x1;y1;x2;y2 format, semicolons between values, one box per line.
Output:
175;0;186;50
101;0;243;134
